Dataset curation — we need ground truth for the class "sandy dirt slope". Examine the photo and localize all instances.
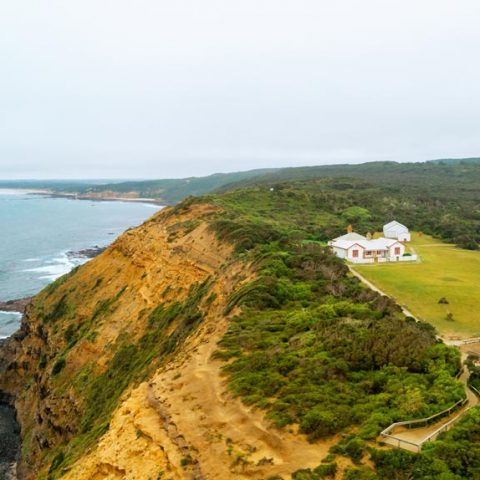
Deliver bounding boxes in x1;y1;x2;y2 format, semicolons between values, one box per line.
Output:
63;312;336;479
60;205;338;480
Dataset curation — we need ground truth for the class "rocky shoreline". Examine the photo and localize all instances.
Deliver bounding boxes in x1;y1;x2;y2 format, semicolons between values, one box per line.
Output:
0;401;19;480
66;245;107;260
0;299;31;315
0;246;105;317
40;191;164;205
0;243;112;478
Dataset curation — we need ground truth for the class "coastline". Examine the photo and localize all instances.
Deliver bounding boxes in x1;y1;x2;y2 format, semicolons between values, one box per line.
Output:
37;191;165;206
0;188;50;195
0;193;162;475
0;299;31;315
0;187;165;206
0;402;19;480
0;245;106;318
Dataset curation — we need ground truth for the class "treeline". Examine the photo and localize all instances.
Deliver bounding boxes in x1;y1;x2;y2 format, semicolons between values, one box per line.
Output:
213;177;480;249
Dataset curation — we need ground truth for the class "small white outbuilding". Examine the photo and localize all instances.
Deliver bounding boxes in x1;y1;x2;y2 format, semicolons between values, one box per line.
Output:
383;221;411;242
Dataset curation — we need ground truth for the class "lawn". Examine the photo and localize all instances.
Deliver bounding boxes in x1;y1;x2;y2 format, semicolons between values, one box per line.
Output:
354;232;480;338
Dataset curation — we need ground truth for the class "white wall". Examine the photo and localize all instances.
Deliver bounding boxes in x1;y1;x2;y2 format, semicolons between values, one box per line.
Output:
388;243;405;259
384;226;410;241
350;257;374;264
398;232;411;242
347;245;365;260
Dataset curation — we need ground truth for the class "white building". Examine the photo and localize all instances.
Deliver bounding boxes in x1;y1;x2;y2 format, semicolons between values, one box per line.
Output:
330;232;367;242
383;221;411;242
329;234;417;264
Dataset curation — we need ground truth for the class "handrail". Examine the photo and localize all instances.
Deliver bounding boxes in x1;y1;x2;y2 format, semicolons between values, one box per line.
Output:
469;383;480;397
380;434;420;448
380;397;467;436
422;407;471;444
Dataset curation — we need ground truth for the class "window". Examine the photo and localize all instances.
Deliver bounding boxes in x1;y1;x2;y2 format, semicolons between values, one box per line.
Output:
352;249;359;258
394;247;401;255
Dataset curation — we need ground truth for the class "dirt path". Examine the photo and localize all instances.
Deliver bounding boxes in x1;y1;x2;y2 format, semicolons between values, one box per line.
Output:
349;266;420;321
62;255;339;480
148;278;338;479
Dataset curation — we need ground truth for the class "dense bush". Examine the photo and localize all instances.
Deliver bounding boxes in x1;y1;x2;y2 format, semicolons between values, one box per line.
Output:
210;192;463;443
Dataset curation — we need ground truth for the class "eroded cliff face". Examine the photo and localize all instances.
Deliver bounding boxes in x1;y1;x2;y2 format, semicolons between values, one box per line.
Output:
0;202;330;480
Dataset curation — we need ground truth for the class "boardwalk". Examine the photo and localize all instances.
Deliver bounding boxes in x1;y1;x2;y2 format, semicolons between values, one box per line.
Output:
381;356;479;452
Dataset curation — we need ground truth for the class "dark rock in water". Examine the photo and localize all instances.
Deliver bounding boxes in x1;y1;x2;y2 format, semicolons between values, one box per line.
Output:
66;245;107;260
0;298;31;314
0;401;19;480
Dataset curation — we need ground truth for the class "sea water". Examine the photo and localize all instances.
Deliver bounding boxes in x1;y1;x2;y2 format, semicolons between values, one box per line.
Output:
0;190;161;338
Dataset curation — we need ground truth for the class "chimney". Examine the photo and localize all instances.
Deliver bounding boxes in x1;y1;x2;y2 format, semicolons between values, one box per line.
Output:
347;224;353;233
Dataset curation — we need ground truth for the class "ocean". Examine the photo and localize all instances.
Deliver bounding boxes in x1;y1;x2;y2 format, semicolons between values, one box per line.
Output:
0;190;161;338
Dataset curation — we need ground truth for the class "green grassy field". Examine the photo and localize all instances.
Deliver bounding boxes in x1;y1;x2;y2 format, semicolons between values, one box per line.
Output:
354;232;480;338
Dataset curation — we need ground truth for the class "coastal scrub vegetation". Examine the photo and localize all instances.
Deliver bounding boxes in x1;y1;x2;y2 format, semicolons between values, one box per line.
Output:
192;182;474;477
214;242;462;441
215;164;480;249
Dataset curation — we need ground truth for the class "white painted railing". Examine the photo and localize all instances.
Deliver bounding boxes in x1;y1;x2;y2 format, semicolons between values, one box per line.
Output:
380;396;468;452
469;383;480;397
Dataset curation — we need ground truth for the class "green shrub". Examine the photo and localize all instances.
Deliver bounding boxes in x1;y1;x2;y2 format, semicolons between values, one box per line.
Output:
51;358;66;376
313;462;337;478
48;451;65;475
44;295;69;323
331;436;366;464
343;467;378;480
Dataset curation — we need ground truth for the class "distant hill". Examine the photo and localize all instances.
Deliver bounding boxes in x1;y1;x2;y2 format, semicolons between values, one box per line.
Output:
53;169;275;204
427;157;480;165
4;157;480;204
70;158;480;203
217;160;480;200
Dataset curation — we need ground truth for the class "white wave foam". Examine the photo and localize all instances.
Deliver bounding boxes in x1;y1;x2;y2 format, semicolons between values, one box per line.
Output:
140;203;163;209
22;252;85;280
0;311;22;318
22;258;41;262
0;189;29;195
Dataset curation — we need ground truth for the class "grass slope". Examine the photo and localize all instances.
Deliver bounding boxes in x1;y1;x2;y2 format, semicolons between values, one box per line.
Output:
354;233;480;337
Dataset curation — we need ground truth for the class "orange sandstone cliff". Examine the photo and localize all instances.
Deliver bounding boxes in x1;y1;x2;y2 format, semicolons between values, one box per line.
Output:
0;202;328;480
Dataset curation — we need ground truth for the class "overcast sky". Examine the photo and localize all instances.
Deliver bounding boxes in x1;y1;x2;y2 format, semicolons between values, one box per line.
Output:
1;1;480;179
